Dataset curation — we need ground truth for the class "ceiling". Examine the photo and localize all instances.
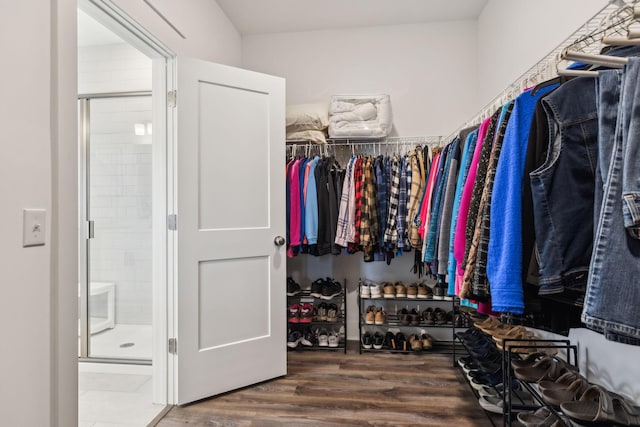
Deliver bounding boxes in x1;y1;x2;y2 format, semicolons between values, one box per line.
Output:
216;0;489;36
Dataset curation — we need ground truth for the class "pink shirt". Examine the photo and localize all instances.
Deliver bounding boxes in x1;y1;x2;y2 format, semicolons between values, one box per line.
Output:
454;117;490;278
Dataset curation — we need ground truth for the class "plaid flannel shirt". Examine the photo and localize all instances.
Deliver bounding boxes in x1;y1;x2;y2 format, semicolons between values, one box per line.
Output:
383;156;401;248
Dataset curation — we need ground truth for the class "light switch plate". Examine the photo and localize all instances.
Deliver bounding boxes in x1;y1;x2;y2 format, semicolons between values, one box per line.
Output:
23;209;46;247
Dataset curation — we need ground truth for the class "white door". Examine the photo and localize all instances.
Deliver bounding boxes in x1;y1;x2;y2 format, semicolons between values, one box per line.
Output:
174;57;286;404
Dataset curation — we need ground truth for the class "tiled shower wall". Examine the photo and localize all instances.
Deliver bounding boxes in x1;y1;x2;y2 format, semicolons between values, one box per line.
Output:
79;43;153;325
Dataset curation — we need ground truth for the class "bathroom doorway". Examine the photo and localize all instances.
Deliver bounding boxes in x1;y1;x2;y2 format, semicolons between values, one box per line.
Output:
77;4;169;424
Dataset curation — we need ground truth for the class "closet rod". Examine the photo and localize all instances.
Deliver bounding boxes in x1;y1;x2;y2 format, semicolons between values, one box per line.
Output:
442;0;632;143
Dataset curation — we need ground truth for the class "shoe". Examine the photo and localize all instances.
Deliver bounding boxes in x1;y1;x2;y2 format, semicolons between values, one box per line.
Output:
326;303;339;322
287;277;301;296
359;281;371;298
434;308;447;325
373;332;384;350
288;304;301;323
395;282;407;298
364;305;375;325
374;307;387;325
395;332;408;351
328;330;339;348
317;329;329;347
287;330;302;348
370;283;382;299
321;279;342;300
383;282;396;298
398;307;410;325
383;332;396;349
409;334;423;351
433;283;445;300
417;283;430;299
310;278;324;298
361;331;373;349
299;303;314;323
300;328;316;347
422;307;435;325
409;308;420;326
315;302;328;321
406;283;418;299
421;333;433;350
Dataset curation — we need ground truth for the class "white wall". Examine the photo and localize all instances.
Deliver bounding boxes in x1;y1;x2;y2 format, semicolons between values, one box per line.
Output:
242;21;479;136
78;43;152;93
476;0;606;109
111;0;242;66
1;1;56;426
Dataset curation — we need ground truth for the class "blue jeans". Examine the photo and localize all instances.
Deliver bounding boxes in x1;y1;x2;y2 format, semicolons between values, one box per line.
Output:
530;76;598;295
582;61;640;345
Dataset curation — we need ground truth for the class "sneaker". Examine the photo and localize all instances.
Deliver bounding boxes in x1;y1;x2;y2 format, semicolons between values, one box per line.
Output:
409;308;420;326
321;279;342;300
328;330;339;348
338;326;345;342
422;307;435;325
383;282;395;298
374;307;387;325
433;283;445;300
361;331;373;349
406;283;418;299
317;329;329;347
373;332;384;350
434;308;447;325
417;283;430;299
300;328;316;347
310;278;324;298
288;303;301;323
315;302;328;321
370;283;382;299
299;303;313;323
359;281;371;298
287;277;301;296
395;281;407;298
287;330;302;348
364;305;376;325
326;303;339;322
398;307;410;325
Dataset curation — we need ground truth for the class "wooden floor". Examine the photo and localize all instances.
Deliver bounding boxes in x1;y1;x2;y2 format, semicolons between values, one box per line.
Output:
156;343;492;427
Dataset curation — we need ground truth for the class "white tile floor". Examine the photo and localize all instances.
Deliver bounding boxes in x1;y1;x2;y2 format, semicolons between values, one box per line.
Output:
79;325;164;427
81;324;152;360
79;363;165;427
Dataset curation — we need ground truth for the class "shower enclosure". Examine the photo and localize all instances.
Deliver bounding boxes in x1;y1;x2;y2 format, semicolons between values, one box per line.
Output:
78;93;153;361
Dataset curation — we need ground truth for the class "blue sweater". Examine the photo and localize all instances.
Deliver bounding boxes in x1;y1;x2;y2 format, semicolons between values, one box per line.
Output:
487;84;558;314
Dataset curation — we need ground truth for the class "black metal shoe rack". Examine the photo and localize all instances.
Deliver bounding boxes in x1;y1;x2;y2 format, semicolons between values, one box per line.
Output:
357;280;466;355
454;329;579;427
501;338;578;427
287;278;347;354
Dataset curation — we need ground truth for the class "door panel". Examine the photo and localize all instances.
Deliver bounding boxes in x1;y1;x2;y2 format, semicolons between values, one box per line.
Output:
175;57;286;404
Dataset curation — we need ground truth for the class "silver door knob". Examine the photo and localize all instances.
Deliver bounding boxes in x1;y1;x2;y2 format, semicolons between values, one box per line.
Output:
274;236;285;246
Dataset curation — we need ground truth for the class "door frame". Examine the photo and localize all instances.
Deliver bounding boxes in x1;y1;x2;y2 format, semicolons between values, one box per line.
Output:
79;0;176;405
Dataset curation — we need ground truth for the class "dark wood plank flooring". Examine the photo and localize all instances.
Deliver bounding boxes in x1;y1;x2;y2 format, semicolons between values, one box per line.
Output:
156;343;492;426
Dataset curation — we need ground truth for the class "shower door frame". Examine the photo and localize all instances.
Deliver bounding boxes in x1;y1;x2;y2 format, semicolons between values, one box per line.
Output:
78;91;153;364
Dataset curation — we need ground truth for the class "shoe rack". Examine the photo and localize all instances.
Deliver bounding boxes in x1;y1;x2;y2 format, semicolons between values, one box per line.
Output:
455;321;580;427
287;277;347;353
357;279;467;354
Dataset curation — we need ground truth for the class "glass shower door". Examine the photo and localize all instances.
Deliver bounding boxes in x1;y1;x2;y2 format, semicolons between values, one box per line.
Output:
79;94;153;361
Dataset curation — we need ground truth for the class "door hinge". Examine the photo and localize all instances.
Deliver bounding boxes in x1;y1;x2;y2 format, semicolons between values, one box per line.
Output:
168;90;177;108
168;338;177;354
87;220;95;239
167;214;177;230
